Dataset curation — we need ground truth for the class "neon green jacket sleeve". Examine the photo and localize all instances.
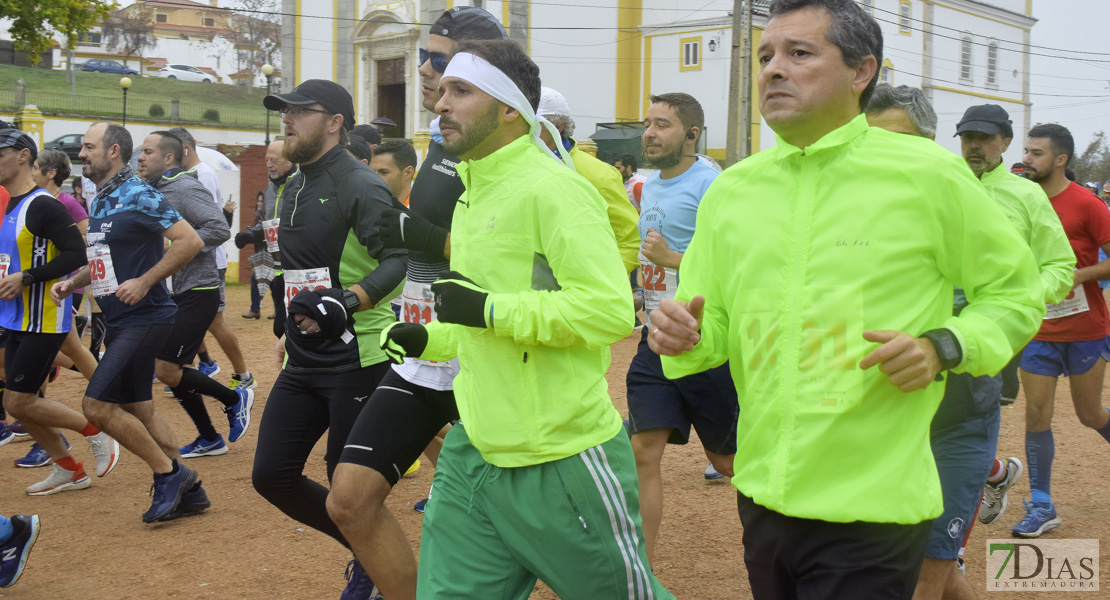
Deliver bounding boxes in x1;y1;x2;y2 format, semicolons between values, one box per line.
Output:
571;145;641;274
981;163;1076;304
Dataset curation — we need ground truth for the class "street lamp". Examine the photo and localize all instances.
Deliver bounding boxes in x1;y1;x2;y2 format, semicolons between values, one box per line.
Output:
119;77;132;127
262;63;274;144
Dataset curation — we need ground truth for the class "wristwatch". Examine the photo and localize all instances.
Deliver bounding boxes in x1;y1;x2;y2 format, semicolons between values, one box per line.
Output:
341;289;361;312
920;328;962;371
20;271;33;287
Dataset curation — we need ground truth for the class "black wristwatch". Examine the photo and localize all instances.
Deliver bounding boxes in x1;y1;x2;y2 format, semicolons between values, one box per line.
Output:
920;328;962;371
341;289;361;312
20;271;33;287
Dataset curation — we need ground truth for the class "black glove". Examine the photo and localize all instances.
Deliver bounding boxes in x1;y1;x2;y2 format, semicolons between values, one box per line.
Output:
379;207;449;256
234;231;255;249
286;288;356;342
379;321;428;364
431;271;489;328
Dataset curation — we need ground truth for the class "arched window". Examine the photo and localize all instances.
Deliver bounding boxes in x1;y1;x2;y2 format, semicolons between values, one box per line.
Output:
899;1;913;34
960;34;973;81
987;41;999;87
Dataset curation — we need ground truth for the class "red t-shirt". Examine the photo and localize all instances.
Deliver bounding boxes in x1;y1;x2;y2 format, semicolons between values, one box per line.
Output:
0;186;9;215
1037;181;1110;341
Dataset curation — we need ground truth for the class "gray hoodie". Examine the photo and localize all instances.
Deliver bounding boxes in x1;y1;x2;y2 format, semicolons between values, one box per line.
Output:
153;169;230;294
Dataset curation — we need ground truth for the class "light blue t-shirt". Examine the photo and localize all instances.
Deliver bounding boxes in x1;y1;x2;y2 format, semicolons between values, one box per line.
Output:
638;159;719;251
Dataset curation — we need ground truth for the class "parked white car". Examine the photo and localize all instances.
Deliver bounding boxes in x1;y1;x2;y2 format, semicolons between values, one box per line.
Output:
156;64;215;83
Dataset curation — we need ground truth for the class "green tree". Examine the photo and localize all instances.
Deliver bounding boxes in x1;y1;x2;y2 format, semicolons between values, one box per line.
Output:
1072;131;1110;189
0;0;113;64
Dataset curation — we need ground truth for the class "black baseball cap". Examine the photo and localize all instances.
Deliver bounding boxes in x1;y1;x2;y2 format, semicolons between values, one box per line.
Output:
429;6;507;41
955;104;1013;138
264;79;355;132
0;129;37;161
351;124;382;146
347;134;374;163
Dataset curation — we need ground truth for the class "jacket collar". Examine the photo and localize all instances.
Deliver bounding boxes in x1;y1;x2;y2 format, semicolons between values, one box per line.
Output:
298;143;347;176
979;160;1010;185
455;134;533;186
774;113;870;157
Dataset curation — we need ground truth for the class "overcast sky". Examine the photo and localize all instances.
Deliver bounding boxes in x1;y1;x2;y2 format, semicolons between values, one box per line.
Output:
1028;1;1110;153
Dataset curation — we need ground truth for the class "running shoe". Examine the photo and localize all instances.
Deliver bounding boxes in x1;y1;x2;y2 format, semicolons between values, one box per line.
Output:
7;420;28;437
15;436;70;469
228;372;258;390
705;463;726;480
340;559;382;600
1012;501;1061;538
143;463;199;523
0;514;40;588
225;388;255;443
85;431;120;477
0;422;13;447
26;463;91;496
197;360;220;377
978;457;1023;524
179;435;229;458
157;481;211;521
163;385;174;396
414;497;429;514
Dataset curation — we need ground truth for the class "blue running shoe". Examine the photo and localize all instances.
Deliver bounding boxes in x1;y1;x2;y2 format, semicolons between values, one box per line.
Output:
15;435;70;468
0;422;13;447
340;559;381;600
0;515;40;589
142;463;199;523
1012;501;1062;538
179;435;228;458
414;497;429;513
705;463;726;480
158;481;211;521
197;360;220;377
225;388;255;443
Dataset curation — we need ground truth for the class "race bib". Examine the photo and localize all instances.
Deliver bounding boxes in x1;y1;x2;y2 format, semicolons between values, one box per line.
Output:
0;254;10;279
401;280;448;367
262;218;280;253
1044;285;1090;320
87;246;119;298
639;252;677;312
283;267;332;308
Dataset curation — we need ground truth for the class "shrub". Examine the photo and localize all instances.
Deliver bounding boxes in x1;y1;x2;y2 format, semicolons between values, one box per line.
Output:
149;103;165;117
202;108;220;122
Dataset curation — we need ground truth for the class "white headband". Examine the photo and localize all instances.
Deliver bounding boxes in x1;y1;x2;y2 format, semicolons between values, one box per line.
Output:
442;52;575;171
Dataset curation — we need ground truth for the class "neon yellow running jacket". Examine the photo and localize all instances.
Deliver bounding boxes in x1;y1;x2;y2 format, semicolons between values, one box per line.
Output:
661;115;1045;524
421;135;633;468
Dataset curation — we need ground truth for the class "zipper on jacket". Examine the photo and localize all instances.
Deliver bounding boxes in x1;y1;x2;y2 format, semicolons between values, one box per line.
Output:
523;352;528;363
290;176;304;226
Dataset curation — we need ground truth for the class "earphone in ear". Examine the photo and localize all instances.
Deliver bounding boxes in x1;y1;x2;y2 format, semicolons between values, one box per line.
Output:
686;128;696;140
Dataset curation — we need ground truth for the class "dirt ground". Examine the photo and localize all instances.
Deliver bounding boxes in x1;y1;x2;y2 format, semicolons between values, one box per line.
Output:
1;284;1107;599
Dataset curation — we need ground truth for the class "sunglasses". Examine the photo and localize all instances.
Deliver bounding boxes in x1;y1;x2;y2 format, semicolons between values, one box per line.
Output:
420;48;449;73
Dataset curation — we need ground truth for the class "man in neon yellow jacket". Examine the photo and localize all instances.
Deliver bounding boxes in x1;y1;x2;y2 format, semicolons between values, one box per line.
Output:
379;39;671;599
649;1;1044;597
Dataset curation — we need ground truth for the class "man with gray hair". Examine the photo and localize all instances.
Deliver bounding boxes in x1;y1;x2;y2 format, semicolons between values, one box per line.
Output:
864;83;937;138
648;0;1044;596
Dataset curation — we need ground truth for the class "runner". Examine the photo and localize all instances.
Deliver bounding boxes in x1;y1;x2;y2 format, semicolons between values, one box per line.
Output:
326;9;506;599
621;92;738;567
51;121;210;523
169;127;256;391
648;1;1043;596
0;128;119;496
1011;122;1110;538
380;38;671;599
250;79;406;599
615;153;647;212
135;131;254;458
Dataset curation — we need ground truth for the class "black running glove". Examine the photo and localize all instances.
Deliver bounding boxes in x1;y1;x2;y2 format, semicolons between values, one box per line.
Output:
379;321;429;364
286;288;356;342
431;271;489;329
379;207;449;257
234;231;255;249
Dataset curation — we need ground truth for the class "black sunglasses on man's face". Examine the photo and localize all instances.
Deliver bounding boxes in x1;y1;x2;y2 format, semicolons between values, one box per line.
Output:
420;48;449;73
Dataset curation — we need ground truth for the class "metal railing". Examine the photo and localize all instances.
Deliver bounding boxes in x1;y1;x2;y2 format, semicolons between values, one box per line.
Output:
0;90;274;129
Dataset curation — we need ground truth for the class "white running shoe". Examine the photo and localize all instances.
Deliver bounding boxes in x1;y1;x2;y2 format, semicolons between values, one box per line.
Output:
86;431;120;477
26;463;91;496
978;457;1023;524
